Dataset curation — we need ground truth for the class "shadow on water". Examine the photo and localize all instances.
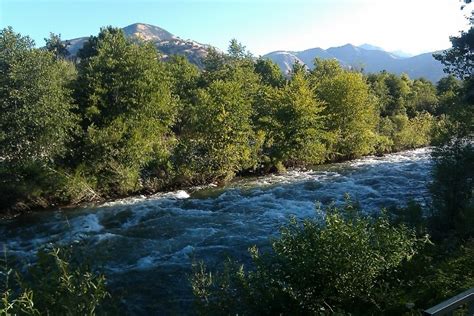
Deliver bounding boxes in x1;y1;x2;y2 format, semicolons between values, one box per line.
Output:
0;148;433;314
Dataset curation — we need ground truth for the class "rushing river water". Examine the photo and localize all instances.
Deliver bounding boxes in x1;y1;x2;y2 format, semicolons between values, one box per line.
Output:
0;148;433;314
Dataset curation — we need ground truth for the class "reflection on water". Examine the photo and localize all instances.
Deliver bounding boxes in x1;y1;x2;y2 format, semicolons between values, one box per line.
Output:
0;148;433;314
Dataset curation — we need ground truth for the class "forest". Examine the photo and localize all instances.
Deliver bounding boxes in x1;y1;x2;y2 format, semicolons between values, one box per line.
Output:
0;26;463;214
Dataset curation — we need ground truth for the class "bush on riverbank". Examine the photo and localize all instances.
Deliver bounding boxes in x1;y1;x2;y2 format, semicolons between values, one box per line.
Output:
191;199;474;315
1;247;110;315
191;200;428;315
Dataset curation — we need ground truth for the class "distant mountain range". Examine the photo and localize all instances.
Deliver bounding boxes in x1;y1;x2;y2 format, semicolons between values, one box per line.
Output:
66;23;211;67
263;44;445;82
65;23;447;82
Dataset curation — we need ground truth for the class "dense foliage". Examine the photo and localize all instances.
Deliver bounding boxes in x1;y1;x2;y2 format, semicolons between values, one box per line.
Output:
191;201;426;315
1;9;473;315
0;26;454;213
0;27;77;211
1;247;109;315
429;12;474;240
190;12;474;315
72;27;176;197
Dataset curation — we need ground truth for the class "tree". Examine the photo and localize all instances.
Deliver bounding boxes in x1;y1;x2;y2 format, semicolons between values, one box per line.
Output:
405;78;438;116
76;26;124;60
313;61;378;159
311;58;342;80
254;58;285;88
227;38;251;60
165;55;200;135
44;33;70;59
254;69;326;169
430;6;474;238
174;79;256;183
436;75;461;115
202;47;226;73
0;27;77;210
367;72;411;117
73;27;176;195
0;27;76;166
434;14;473;80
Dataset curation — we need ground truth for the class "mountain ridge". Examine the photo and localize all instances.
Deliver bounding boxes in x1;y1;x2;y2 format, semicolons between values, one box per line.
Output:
65;22;211;67
64;23;446;82
263;43;445;82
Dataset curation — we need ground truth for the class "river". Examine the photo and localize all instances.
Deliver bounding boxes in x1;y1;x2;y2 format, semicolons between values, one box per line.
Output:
0;148;433;314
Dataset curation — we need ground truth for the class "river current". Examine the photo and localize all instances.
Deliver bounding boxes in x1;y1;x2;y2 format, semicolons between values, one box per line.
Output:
0;148;433;314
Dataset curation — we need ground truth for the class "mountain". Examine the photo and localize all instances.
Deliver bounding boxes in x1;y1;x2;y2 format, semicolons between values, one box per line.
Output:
390;50;414;58
65;23;212;67
65;25;445;82
263;44;445;82
263;51;306;73
358;43;385;51
294;47;334;66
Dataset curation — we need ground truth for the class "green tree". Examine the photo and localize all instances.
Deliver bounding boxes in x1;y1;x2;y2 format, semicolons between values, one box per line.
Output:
73;27;176;195
227;38;251;60
311;58;342;80
254;58;285;88
406;78;439;116
367;72;411;117
436;75;461;115
0;27;77;210
174;79;256;183
255;69;326;169
0;27;76;166
165;55;200;135
434;15;473;80
430;8;474;239
202;47;226;73
44;32;70;59
313;61;378;159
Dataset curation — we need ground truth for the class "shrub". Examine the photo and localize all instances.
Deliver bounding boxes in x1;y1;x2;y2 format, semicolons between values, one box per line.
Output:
1;247;109;315
191;201;426;315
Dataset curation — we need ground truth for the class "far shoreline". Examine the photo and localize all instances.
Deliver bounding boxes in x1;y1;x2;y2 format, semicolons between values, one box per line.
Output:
0;146;432;220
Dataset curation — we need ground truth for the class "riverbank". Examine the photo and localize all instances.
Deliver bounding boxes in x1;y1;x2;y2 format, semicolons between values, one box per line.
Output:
0;146;433;220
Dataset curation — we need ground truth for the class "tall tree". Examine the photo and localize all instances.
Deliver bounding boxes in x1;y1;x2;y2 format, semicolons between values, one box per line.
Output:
430;6;474;238
174;79;256;183
254;58;285;88
313;61;378;159
0;27;77;209
434;12;473;80
166;55;200;135
44;33;70;59
73;27;176;195
405;78;438;116
0;27;76;166
255;69;326;169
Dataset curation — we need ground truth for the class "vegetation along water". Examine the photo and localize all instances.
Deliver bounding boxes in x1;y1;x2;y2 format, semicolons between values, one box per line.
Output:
0;3;473;315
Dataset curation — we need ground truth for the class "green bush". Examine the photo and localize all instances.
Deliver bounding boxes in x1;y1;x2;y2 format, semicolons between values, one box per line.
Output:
430;140;474;239
377;112;434;152
191;200;426;315
1;247;109;315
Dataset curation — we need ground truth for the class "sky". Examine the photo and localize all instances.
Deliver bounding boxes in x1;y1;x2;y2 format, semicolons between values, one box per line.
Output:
0;0;472;56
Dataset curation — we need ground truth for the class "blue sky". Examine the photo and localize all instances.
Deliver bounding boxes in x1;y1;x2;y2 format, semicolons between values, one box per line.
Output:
0;0;471;55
